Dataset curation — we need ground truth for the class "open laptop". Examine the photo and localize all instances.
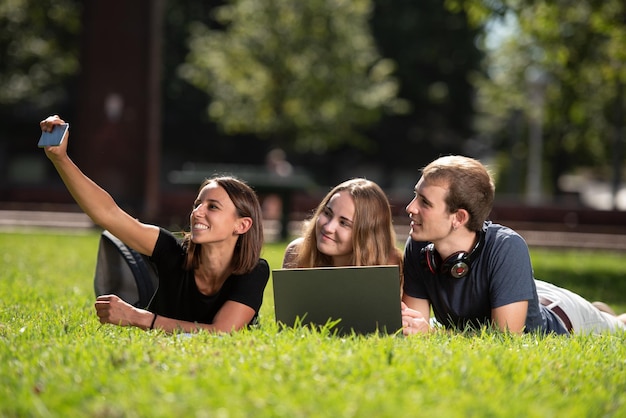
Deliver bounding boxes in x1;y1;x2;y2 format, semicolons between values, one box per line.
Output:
272;265;402;335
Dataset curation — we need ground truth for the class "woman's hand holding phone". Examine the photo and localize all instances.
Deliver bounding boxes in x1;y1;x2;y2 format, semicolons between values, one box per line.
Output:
39;115;70;159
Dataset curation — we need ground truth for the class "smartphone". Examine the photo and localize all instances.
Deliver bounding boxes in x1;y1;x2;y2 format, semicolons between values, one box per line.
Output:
38;123;69;148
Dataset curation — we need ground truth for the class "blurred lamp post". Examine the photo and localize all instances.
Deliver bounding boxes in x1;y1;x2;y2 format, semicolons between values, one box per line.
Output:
525;66;549;206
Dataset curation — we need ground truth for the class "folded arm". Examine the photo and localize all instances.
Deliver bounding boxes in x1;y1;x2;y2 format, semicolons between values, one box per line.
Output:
492;301;528;334
95;295;256;333
401;295;431;335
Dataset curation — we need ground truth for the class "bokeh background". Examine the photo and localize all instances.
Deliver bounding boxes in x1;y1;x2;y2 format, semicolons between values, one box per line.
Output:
1;0;625;241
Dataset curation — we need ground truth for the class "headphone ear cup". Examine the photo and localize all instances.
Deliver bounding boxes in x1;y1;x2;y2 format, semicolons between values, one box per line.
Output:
441;230;486;279
420;230;485;279
422;244;467;278
420;244;438;274
442;252;471;279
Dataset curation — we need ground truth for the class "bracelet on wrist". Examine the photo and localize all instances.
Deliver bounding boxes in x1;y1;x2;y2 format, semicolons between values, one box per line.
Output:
149;313;158;330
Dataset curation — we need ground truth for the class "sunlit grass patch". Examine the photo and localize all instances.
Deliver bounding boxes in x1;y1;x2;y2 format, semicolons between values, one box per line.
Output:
1;230;625;417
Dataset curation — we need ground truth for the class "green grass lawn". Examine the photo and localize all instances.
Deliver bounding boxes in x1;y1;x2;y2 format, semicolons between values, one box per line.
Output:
1;229;626;417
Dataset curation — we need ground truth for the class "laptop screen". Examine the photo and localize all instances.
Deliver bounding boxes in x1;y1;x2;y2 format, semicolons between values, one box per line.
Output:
272;265;402;335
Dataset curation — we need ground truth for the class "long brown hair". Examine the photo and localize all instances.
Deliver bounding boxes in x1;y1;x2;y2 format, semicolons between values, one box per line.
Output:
183;176;263;274
295;178;402;268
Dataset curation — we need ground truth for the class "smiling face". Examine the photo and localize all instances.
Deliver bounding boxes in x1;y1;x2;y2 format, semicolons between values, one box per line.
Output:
190;182;242;245
405;178;457;244
315;191;355;266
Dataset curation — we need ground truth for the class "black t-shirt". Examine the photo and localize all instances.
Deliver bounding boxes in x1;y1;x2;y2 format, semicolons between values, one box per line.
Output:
147;228;269;325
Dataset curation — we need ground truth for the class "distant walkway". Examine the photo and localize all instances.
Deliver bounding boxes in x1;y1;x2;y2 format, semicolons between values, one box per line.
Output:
1;210;625;251
0;210;93;231
512;229;626;252
390;227;626;252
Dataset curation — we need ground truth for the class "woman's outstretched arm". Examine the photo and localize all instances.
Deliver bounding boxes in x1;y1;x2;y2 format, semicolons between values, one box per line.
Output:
40;115;159;255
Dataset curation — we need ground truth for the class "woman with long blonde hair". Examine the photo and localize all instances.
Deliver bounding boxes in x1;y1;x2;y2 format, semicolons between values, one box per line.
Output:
282;178;402;269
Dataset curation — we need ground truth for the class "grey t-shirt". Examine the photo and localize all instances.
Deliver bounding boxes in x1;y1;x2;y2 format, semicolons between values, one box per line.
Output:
403;222;567;334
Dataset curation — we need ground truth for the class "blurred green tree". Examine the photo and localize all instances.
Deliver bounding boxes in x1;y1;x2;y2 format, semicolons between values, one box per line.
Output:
177;0;409;154
0;0;81;108
449;0;626;199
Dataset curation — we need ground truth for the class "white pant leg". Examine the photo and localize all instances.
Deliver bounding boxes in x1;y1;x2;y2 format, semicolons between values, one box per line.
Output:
535;279;626;334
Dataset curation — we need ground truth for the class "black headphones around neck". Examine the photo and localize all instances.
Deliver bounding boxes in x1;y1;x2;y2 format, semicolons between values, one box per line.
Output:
420;230;485;279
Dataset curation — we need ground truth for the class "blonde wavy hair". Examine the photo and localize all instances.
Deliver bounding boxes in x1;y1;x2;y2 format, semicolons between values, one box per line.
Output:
292;178;402;268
